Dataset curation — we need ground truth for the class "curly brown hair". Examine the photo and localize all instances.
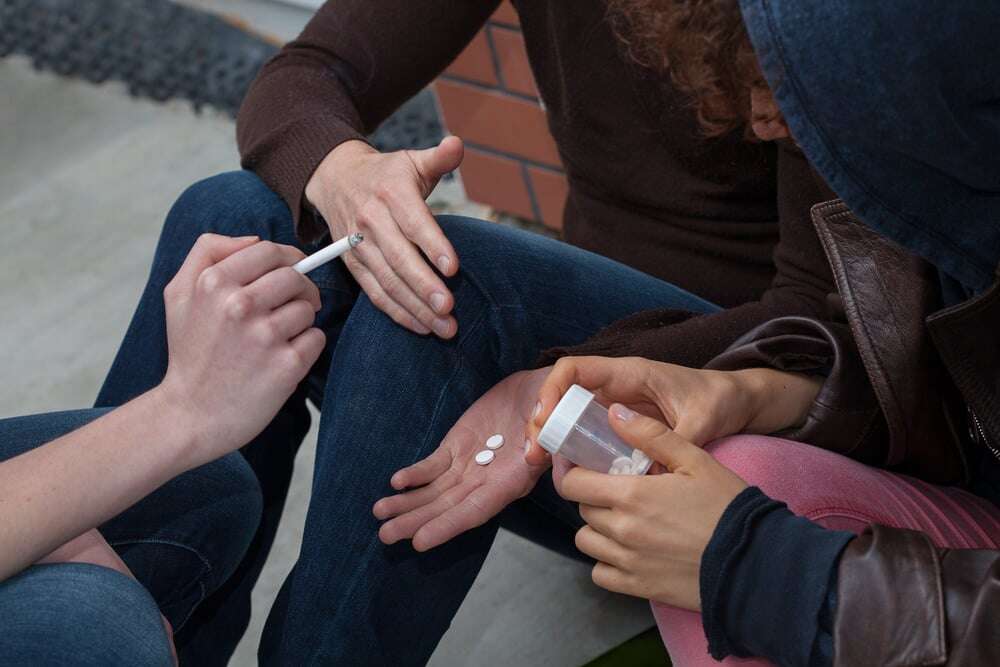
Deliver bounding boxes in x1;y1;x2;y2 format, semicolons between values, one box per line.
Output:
607;0;761;138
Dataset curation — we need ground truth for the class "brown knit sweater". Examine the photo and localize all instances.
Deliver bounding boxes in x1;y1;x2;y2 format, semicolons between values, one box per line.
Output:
237;0;836;369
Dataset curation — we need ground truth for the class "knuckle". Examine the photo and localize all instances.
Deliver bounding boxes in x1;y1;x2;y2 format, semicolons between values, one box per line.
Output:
620;479;643;508
223;290;254;321
615;516;642;545
255;320;280;347
196;266;225;294
162;280;180;303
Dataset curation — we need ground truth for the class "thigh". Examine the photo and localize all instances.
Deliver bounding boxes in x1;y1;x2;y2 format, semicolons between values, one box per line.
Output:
0;410;262;629
652;435;1000;667
436;215;721;355
0;563;173;666
705;435;1000;547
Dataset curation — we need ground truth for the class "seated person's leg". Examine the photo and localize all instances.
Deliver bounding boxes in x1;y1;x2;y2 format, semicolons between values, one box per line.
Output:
0;563;174;666
651;436;1000;667
94;170;350;660
261;215;720;665
0;410;262;660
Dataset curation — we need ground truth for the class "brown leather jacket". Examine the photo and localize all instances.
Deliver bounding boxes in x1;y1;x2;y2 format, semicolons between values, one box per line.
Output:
710;200;1000;665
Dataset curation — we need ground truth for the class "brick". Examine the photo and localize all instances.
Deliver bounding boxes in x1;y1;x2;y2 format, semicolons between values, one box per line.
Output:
490;26;537;98
459;148;535;220
527;166;568;230
491;1;519;26
433;80;561;167
444;30;498;86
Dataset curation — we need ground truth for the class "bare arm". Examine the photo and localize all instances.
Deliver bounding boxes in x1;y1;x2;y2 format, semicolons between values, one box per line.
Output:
0;234;326;583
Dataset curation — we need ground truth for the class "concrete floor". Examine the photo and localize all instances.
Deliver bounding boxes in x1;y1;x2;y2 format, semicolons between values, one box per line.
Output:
0;5;654;663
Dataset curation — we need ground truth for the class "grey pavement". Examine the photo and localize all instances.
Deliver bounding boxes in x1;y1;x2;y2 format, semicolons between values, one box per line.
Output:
0;7;653;663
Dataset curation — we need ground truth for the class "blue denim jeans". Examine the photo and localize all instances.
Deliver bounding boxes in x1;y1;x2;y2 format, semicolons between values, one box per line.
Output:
97;171;720;665
0;409;262;665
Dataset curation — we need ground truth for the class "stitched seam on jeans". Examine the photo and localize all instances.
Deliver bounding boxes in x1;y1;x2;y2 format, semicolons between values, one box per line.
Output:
107;537;211;630
321;310;490;663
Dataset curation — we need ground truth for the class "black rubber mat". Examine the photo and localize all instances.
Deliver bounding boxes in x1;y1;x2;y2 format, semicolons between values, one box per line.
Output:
0;0;445;152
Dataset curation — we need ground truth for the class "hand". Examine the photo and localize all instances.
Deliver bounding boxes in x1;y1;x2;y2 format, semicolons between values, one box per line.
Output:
373;368;552;551
156;234;326;467
559;404;747;610
525;356;821;464
305;137;464;338
161;615;178;666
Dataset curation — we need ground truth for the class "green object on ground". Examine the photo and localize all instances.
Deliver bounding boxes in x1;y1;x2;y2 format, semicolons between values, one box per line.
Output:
583;627;671;667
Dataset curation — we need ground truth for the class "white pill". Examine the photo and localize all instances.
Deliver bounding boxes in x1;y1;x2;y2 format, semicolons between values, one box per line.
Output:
608;456;633;475
475;450;495;466
485;434;505;450
631;449;652;473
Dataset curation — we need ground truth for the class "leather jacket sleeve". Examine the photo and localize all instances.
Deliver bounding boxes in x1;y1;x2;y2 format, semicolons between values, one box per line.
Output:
834;525;1000;666
707;314;889;465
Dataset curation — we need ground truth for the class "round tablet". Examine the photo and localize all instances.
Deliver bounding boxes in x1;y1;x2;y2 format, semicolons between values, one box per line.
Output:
485;434;505;450
608;456;633;475
475;450;495;466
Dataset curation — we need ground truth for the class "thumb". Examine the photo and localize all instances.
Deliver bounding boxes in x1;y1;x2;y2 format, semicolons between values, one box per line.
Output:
411;136;464;193
608;403;702;473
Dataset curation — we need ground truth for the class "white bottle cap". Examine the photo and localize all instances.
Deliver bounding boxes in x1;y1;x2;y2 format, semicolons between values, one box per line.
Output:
537;384;594;455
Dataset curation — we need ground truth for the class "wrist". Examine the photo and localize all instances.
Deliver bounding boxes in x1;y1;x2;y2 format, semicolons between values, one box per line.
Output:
143;383;215;473
732;368;820;434
304;139;376;208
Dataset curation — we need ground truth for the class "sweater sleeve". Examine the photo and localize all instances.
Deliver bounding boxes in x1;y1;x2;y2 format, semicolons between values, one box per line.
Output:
539;145;838;369
236;0;501;241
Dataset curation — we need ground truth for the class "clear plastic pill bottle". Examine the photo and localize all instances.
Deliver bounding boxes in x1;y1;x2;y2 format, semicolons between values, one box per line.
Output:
537;384;652;476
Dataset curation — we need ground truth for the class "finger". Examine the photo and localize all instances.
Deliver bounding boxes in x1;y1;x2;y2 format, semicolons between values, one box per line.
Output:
346;254;432;335
170;234;259;292
354;237;455;338
590;561;636;596
376;197;456;313
287;327;326;373
214;240;307;286
550;454;575;492
578;503;619;539
408;136;465;200
373;474;458;521
390;446;453;490
269;300;318;341
390;193;461;280
558;466;631;507
412;483;507;551
529;356;653;439
575;526;629;569
608;404;704;472
245;266;322;312
378;479;477;545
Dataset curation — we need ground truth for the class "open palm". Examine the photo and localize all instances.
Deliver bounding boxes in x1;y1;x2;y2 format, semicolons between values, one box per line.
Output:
373;367;551;551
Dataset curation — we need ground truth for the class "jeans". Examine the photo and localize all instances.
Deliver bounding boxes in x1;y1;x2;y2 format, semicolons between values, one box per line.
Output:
97;171;720;665
0;409;262;665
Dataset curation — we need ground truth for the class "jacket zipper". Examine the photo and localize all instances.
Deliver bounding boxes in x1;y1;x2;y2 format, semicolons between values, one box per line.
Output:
970;408;1000;462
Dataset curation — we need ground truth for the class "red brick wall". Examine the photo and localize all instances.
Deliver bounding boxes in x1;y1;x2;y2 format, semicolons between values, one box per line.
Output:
434;1;568;231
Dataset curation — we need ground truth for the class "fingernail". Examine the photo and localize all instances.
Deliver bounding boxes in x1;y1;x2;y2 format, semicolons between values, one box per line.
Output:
524;437;531;455
437;255;451;274
237;235;259;241
413;322;432;335
432;318;452;337
611;404;637;421
430;292;447;314
532;401;542;418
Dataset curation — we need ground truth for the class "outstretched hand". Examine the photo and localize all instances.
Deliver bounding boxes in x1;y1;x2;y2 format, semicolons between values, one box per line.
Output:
373;368;551;551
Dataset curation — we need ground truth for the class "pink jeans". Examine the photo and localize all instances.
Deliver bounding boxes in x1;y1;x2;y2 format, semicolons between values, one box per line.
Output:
653;435;1000;666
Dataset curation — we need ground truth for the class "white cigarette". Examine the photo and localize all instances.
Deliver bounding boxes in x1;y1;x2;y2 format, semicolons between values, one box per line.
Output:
293;233;364;274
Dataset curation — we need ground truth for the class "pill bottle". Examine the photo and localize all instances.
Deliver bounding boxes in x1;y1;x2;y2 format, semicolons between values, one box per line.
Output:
537;384;652;475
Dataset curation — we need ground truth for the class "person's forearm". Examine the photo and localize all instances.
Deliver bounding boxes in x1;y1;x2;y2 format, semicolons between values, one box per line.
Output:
0;388;203;582
37;529;133;577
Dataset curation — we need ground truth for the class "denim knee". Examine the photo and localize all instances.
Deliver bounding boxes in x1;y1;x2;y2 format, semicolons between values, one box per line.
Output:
0;564;174;666
160;171;297;251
